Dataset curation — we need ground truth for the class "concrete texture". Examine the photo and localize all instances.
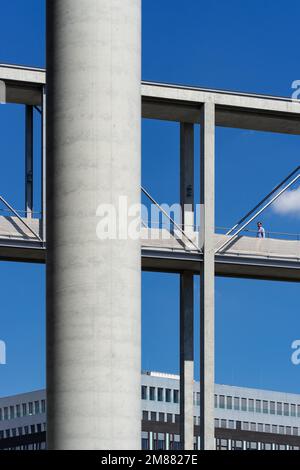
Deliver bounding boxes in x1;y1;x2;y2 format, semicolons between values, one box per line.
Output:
46;0;141;450
200;102;215;450
179;123;195;450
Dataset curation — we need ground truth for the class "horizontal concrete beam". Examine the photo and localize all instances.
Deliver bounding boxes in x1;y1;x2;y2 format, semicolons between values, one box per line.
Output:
142;83;300;134
0;64;45;105
1;64;300;132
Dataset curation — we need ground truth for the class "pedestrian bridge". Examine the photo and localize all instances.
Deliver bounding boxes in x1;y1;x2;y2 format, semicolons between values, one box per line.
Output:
0;214;299;281
141;228;300;282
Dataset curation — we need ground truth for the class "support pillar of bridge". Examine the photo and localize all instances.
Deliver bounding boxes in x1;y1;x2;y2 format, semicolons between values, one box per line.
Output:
46;0;141;450
180;123;195;450
200;102;215;450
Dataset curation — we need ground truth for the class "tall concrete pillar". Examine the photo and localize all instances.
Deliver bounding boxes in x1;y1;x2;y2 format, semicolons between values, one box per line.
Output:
200;102;215;450
46;0;141;450
179;123;195;450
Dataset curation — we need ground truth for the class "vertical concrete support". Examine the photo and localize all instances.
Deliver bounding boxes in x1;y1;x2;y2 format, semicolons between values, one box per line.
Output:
25;105;33;218
180;123;194;236
46;0;141;450
180;272;194;450
200;102;215;450
180;123;195;450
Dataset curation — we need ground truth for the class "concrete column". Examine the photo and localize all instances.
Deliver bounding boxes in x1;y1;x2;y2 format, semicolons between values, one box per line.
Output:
46;0;141;450
180;123;195;450
199;102;215;450
25;105;33;218
180;272;194;450
180;123;194;236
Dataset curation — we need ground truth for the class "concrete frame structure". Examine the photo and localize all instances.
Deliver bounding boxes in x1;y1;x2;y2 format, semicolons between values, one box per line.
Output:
0;48;300;449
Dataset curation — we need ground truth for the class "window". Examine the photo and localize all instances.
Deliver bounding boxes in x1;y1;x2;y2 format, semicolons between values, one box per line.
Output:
255;400;261;413
219;395;225;409
241;398;247;411
157;388;163;402
16;405;21;418
18;427;23;436
159;412;164;422
272;425;277;434
3;407;8;420
297;405;300;417
0;409;2;421
214;394;218;408
142;411;148;421
196;392;200;406
242;422;249;431
277;402;282;416
270;401;275;415
22;403;27;417
175;414;180;424
250;422;256;432
214;418;219;428
291;404;296;417
286;426;291;435
9;406;15;420
150;412;156;421
193;416;197;425
279;425;284;434
248;399;254;412
265;424;270;433
142;438;149;450
234;397;240;411
226;396;232;410
41;400;46;413
149;387;155;401
30;424;35;434
5;429;10;438
141;386;147;400
293;427;298;436
34;401;40;415
228;420;234;430
258;423;263;432
12;428;17;437
24;426;29;434
28;402;33;415
167;413;172;423
173;390;179;404
220;419;226;429
284;403;289;416
263;400;268;414
165;389;171;403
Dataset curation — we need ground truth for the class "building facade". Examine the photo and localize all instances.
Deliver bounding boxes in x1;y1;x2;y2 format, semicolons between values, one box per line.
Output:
1;372;300;450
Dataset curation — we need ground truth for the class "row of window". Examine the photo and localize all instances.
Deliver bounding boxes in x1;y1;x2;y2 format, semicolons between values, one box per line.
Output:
216;439;300;451
0;400;46;422
215;418;299;436
215;394;300;417
0;422;46;439
141;386;179;404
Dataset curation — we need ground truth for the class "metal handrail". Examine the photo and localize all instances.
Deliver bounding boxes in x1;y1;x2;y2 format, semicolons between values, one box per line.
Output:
0;195;42;242
216;172;300;254
225;166;300;236
141;186;201;252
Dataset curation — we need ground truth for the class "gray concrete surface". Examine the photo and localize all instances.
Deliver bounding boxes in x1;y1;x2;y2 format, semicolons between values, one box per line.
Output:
179;124;195;450
46;0;141;450
200;102;215;450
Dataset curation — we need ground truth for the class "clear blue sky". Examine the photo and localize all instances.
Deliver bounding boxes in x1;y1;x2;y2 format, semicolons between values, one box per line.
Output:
1;0;300;397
